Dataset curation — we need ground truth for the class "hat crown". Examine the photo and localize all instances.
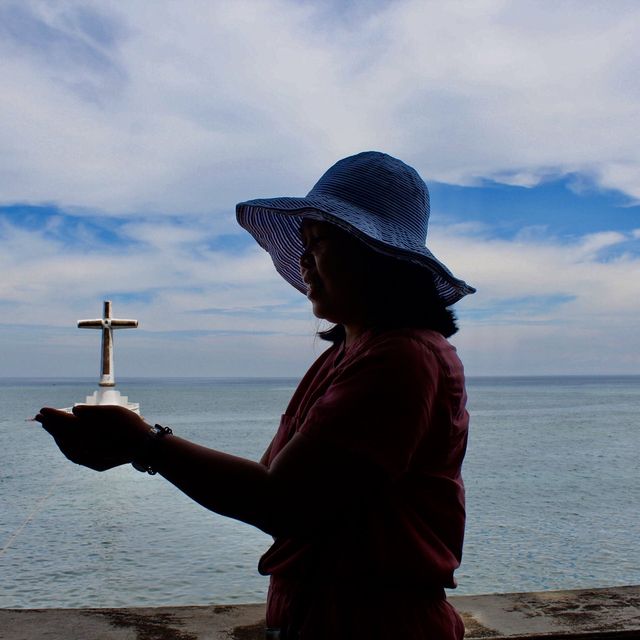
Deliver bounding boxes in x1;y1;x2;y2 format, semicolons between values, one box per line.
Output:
308;151;430;244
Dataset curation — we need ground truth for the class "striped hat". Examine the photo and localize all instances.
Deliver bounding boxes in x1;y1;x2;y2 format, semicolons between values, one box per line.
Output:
236;151;475;306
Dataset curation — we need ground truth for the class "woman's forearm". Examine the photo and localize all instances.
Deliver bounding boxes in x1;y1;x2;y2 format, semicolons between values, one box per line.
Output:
151;434;279;534
145;430;385;538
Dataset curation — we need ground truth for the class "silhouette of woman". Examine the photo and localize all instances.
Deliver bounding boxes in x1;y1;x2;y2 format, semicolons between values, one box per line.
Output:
38;151;475;640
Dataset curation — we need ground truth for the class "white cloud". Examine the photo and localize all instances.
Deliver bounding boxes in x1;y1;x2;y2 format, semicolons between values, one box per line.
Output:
433;225;640;311
431;224;640;374
3;210;640;376
1;0;640;216
576;231;628;257
2;0;640;376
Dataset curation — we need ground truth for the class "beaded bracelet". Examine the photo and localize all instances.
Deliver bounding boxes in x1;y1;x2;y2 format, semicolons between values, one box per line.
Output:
131;424;173;474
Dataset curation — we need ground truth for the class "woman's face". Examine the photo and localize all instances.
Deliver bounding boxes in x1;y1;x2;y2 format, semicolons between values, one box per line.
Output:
299;220;374;328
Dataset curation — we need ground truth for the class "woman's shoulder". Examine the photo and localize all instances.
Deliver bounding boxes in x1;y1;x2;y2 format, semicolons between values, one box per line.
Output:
349;328;463;378
358;327;451;355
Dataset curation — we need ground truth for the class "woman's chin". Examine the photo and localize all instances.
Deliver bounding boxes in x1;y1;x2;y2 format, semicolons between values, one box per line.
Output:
310;303;327;320
310;300;336;323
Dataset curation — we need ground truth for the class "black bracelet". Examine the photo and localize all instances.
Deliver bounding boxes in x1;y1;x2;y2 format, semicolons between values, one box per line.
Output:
131;424;173;475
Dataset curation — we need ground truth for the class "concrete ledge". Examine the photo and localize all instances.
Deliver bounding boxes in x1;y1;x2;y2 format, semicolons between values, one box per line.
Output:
1;585;639;639
453;586;640;639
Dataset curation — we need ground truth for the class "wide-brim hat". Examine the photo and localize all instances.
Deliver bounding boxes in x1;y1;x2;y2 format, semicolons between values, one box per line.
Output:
236;151;475;306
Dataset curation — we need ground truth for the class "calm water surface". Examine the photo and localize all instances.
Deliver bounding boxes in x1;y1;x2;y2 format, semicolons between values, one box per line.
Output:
1;376;639;608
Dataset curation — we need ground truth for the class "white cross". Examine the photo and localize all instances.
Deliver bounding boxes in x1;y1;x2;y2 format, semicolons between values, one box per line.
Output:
78;301;138;387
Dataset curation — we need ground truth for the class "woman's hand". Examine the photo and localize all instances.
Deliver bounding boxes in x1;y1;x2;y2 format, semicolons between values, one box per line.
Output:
35;405;153;472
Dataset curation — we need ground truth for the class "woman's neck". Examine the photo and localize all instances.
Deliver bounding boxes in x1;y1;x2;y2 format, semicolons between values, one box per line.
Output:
343;322;370;347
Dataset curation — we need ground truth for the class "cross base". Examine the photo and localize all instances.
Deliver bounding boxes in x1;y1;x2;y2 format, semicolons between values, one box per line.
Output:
75;388;140;415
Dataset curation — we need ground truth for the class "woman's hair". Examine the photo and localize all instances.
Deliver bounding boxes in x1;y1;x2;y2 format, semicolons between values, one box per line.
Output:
318;248;459;343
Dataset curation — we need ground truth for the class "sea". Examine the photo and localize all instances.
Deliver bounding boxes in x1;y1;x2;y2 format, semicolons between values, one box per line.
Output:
1;376;639;609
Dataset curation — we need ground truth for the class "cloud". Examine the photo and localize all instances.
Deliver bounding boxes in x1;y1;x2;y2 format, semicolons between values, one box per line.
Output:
1;0;640;216
1;211;302;327
2;1;640;376
0;2;128;104
3;205;640;376
433;224;640;313
430;223;640;374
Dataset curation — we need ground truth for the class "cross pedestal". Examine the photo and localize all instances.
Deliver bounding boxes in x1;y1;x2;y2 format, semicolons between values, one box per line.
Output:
76;300;140;413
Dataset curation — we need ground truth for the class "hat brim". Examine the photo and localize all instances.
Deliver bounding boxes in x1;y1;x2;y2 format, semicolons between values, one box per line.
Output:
236;194;475;307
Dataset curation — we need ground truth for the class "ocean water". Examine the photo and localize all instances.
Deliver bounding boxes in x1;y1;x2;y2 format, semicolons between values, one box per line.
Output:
1;376;639;609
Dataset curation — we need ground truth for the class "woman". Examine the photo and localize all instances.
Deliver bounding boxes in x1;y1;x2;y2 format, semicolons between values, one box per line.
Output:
37;151;475;639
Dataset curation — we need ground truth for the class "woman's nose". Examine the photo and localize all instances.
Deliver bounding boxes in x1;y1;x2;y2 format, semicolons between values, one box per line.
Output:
300;248;313;269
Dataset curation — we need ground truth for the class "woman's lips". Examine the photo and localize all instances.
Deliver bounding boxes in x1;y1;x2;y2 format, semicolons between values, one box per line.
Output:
304;277;322;299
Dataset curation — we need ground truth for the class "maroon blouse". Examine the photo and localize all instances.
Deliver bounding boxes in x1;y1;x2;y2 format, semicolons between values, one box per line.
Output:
260;328;469;639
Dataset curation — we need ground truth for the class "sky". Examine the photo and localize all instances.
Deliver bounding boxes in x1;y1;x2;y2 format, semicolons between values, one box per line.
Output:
1;0;640;378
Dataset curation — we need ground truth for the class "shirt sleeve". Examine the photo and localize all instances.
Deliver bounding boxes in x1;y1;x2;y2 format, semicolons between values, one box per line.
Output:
299;333;441;479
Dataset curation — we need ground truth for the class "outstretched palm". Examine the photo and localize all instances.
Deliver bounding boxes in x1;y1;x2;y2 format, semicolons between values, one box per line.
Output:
36;405;151;472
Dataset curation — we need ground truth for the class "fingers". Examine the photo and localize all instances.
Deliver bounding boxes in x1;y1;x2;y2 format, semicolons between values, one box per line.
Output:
71;404;99;418
33;405;133;472
71;404;137;420
37;407;71;420
36;407;76;436
36;404;144;472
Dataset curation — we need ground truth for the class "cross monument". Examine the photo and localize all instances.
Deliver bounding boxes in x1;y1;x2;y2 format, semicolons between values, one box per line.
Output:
78;300;138;387
76;300;140;413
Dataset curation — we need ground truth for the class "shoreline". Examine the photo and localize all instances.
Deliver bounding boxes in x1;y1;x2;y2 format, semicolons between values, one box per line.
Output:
2;585;639;639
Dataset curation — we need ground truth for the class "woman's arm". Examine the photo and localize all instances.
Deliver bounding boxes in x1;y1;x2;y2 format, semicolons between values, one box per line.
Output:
152;429;384;536
36;405;385;537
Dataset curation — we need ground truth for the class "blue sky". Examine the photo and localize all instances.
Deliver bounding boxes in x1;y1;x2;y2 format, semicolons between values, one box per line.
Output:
2;0;640;377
